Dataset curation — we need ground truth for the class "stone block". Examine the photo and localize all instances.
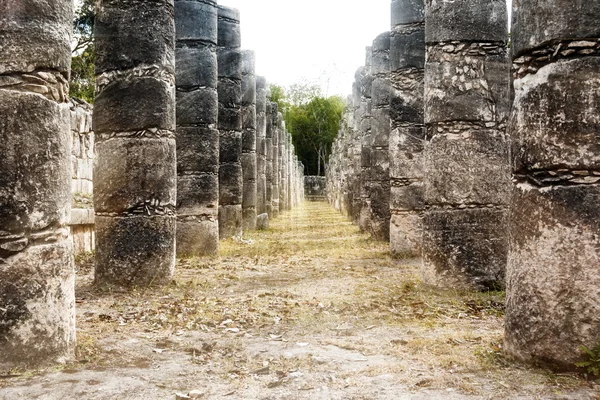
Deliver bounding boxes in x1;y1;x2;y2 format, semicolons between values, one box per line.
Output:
176;127;219;174
371;77;391;108
0;0;71;75
424;129;510;206
0;240;75;368
176;87;218;125
95;215;176;287
95;1;175;75
511;58;600;173
371;108;390;147
176;218;219;257
175;47;217;88
219;204;242;238
94;137;177;213
422;207;507;290
219;163;243;205
94;77;176;134
218;106;242;131
390;213;422;257
390;183;425;211
505;183;600;368
256;213;269;230
390;74;424;125
0;91;71;232
424;50;509;124
177;174;219;215
217;49;242;79
511;0;600;55
389;126;426;179
219;130;242;163
425;0;507;43
174;0;218;43
217;7;241;48
390;29;425;71
391;0;425;26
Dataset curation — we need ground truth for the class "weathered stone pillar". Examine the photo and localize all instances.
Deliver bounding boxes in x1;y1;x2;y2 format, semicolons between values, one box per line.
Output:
0;0;75;367
94;0;177;286
241;50;257;230
422;0;510;290
389;0;425;257
505;0;600;369
271;106;281;217
256;76;268;215
359;47;374;233
369;32;391;241
217;6;242;239
351;68;364;224
279;125;288;212
175;0;219;256
265;100;274;217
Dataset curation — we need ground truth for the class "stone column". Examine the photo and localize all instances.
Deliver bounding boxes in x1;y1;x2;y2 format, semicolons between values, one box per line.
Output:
389;0;425;257
265;100;274;217
505;0;600;369
241;50;257;230
217;6;243;239
175;0;219;256
369;32;391;241
94;0;177;286
351;69;364;224
422;0;510;290
271;106;281;217
256;76;268;215
359;48;374;233
279;125;288;212
0;0;75;367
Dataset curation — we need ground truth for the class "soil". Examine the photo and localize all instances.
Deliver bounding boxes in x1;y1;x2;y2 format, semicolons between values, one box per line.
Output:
1;202;599;400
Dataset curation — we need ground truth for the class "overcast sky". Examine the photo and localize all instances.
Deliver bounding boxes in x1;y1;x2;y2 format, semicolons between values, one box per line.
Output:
219;0;391;98
219;0;512;98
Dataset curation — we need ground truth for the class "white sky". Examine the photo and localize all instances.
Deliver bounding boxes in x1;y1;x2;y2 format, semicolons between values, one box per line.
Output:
219;0;391;98
220;0;513;98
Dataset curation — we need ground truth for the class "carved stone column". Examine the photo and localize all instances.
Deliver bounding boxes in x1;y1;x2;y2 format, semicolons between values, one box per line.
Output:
217;6;242;238
422;0;510;290
0;0;75;367
505;0;600;369
94;0;177;286
175;0;219;256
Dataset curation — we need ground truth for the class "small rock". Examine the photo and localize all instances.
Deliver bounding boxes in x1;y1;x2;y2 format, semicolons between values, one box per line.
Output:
256;213;269;230
175;393;191;400
188;390;204;399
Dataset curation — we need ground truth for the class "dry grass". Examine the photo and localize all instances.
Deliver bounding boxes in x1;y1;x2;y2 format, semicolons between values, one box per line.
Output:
2;202;598;399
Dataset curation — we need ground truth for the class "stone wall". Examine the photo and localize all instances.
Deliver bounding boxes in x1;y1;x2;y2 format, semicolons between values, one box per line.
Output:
305;176;327;201
70;100;95;255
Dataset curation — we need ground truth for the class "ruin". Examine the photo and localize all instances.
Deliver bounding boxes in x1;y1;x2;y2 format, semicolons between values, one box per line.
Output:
93;0;177;287
369;32;391;241
271;109;281;217
4;0;600;381
217;6;243;239
359;47;374;233
256;76;268;216
389;0;425;257
241;50;257;231
504;0;600;369
421;0;510;290
0;0;76;367
265;100;274;217
175;0;220;256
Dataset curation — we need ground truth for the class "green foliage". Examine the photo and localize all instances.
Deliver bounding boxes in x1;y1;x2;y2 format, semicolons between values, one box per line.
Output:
575;344;600;377
70;0;95;103
270;83;344;176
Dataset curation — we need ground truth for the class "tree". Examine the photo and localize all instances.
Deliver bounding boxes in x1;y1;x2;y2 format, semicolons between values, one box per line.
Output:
270;84;345;176
70;0;95;103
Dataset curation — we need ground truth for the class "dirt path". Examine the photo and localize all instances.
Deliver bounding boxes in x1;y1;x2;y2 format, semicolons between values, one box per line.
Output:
1;202;599;399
